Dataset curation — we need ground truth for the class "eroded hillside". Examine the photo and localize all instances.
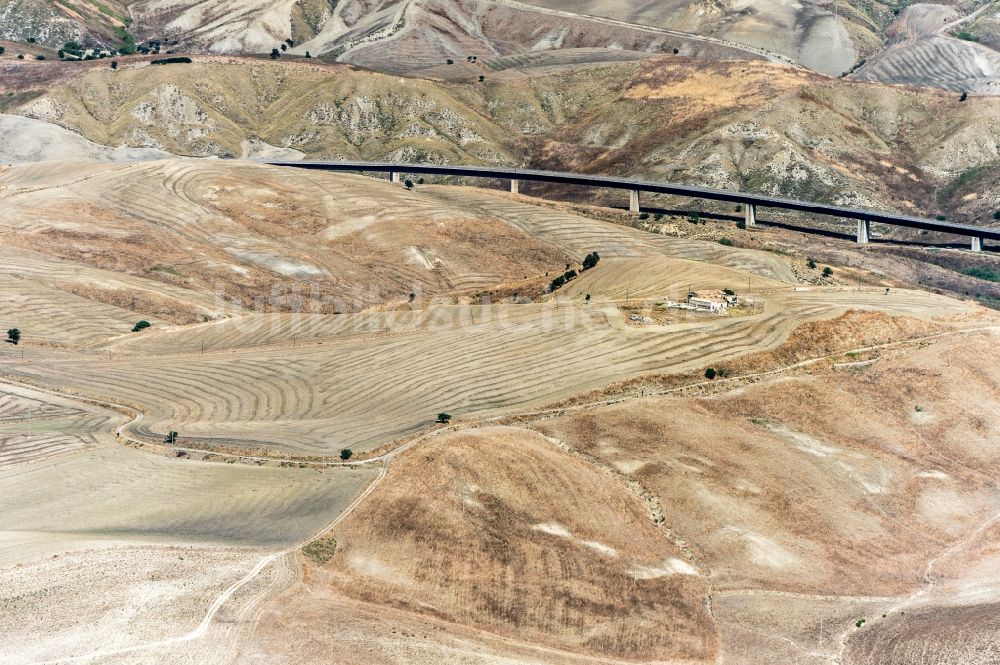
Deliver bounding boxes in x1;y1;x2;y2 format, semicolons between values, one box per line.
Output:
5;57;998;223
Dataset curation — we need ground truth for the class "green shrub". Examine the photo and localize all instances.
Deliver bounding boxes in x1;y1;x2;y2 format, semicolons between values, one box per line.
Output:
638;212;649;220
550;275;566;291
340;448;353;460
436;412;452;424
581;251;601;271
719;237;734;246
963;266;1000;282
151;57;192;65
807;257;817;269
132;320;151;332
822;266;834;277
6;328;20;345
992;210;1000;220
956;31;979;41
704;367;716;380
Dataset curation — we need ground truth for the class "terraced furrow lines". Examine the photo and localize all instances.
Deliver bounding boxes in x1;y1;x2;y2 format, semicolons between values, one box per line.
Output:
15;282;968;456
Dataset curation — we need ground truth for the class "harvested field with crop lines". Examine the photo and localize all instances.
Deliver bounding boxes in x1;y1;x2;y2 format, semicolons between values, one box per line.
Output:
9;285;976;456
1;154;998;664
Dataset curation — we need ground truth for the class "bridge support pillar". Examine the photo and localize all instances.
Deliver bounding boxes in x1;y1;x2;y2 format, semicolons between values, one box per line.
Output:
629;189;640;214
971;236;983;252
510;178;519;195
744;203;757;228
856;219;870;244
390;171;401;183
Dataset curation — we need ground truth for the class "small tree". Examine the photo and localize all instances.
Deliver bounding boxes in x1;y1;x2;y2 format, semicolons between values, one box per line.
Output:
704;367;717;380
132;320;151;333
0;46;5;55
35;54;45;60
993;210;1000;220
582;251;600;271
111;60;118;70
7;328;20;345
404;179;414;190
722;288;735;296
305;51;312;58
549;275;566;291
436;413;452;424
585;293;591;303
165;431;179;444
959;92;968;102
807;257;817;269
822;266;834;277
340;448;353;460
270;48;280;59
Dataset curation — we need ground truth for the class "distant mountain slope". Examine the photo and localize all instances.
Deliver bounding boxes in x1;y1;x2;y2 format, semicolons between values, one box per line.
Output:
0;0;136;50
852;3;1000;95
2;0;996;94
7;57;998;223
0;112;166;163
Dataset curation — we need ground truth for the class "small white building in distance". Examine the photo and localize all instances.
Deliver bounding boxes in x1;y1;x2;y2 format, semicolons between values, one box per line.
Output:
687;290;736;313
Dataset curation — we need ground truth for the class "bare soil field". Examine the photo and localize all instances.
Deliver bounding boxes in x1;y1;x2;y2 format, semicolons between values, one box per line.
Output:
241;427;718;663
0;380;377;662
2;155;999;663
237;329;1000;663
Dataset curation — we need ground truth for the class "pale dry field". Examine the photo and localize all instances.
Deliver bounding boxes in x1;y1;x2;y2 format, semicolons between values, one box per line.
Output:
240;329;1000;664
0;381;377;663
2;158;999;664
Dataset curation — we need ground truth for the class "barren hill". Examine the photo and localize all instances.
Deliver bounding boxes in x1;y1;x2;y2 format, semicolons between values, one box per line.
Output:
237;325;1000;664
4;57;999;223
2;0;996;93
1;153;999;663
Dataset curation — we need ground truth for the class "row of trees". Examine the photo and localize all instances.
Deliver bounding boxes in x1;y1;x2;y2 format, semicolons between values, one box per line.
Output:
550;251;600;292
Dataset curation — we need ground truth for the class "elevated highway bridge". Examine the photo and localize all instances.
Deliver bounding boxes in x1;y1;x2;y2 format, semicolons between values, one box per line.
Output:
265;161;998;252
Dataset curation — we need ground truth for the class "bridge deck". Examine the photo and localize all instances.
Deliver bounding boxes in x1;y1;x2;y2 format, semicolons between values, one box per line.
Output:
263;161;999;242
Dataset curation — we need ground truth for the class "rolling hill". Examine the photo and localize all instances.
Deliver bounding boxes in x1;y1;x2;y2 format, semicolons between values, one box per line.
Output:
4;56;998;225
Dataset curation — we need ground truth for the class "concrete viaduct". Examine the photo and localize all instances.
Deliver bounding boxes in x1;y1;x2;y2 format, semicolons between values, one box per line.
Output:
265;161;997;252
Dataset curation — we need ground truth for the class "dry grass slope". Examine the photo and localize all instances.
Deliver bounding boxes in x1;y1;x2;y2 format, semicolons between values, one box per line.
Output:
319;426;718;661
